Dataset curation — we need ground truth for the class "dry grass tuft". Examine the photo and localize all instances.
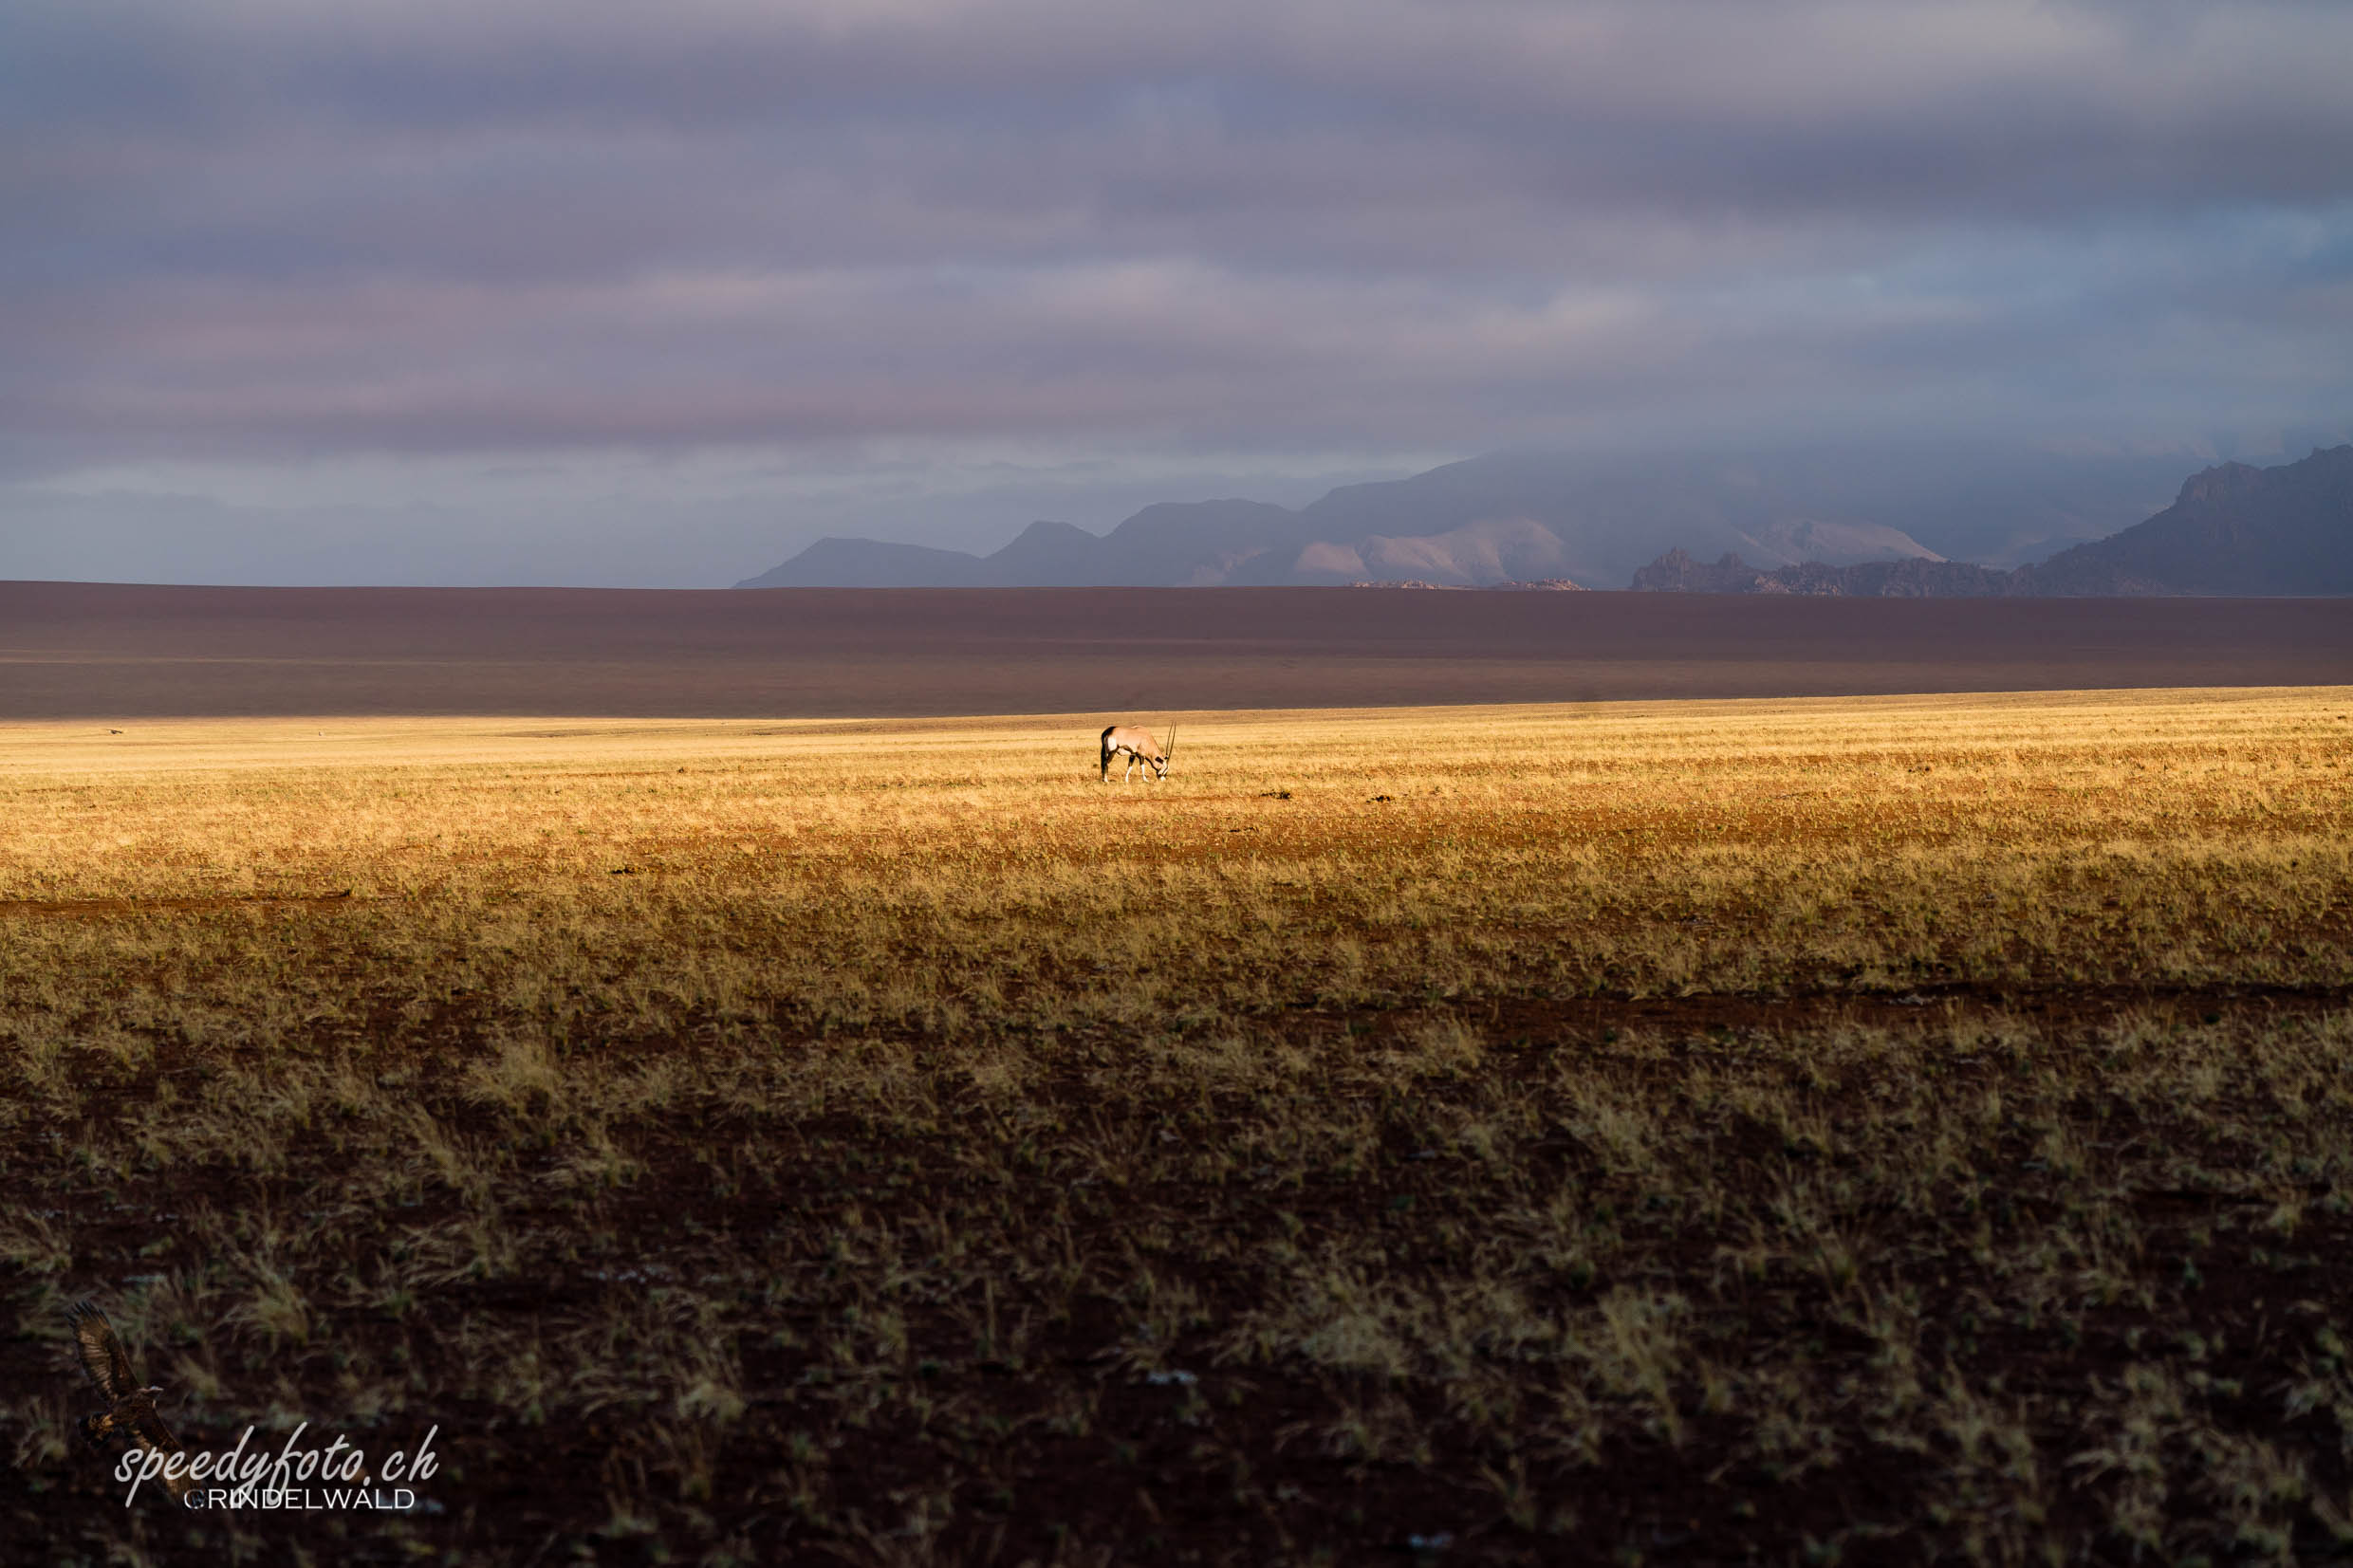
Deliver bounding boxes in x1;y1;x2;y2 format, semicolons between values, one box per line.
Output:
1;688;2349;1562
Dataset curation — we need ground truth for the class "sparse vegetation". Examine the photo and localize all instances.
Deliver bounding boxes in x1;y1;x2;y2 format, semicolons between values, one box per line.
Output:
2;688;2351;1563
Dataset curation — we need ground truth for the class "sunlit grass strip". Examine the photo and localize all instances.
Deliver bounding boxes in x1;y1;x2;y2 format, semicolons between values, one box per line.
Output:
2;687;2351;1561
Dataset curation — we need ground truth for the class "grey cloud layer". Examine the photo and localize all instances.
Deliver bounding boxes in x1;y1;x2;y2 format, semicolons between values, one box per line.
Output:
6;0;2351;464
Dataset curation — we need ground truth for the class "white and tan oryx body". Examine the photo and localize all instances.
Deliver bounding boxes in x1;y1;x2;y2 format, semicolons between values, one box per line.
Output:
1100;723;1175;783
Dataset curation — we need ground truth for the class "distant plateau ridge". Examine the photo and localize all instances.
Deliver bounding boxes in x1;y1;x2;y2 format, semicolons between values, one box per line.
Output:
736;444;2353;597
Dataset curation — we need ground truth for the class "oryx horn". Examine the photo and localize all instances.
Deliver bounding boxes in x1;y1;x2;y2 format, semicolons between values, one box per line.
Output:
1165;724;1176;771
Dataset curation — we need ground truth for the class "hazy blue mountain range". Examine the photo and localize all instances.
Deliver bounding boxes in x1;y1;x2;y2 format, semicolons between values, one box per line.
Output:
733;441;2327;592
2023;445;2353;596
1630;446;2353;597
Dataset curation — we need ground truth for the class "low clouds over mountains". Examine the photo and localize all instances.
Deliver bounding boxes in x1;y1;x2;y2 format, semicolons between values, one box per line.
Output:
739;442;2325;592
1635;447;2353;596
733;457;1946;589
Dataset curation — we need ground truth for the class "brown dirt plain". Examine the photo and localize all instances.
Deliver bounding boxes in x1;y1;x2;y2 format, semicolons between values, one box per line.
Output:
7;581;2353;717
3;587;2353;1564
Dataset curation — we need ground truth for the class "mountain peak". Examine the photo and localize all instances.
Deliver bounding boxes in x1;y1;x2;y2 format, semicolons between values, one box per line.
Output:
733;442;2351;594
2174;444;2353;508
2174;461;2262;507
2034;443;2353;596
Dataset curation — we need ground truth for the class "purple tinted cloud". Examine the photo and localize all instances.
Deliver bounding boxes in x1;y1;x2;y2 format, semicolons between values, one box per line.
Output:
1;0;2348;469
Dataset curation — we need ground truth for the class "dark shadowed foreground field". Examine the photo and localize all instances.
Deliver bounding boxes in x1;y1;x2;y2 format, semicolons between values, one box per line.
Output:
4;695;2353;1564
6;581;2353;718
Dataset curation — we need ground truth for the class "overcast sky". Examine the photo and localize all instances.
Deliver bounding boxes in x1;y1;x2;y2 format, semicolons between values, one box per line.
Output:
5;0;2350;585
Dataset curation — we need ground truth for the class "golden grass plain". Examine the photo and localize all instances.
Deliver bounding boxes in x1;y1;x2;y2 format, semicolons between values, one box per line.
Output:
3;688;2352;1564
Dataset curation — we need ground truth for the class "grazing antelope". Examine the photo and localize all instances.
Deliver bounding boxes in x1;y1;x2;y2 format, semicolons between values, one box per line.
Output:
1101;723;1175;784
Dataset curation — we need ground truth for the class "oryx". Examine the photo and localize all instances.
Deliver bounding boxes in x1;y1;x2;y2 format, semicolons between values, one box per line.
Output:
1100;722;1176;783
